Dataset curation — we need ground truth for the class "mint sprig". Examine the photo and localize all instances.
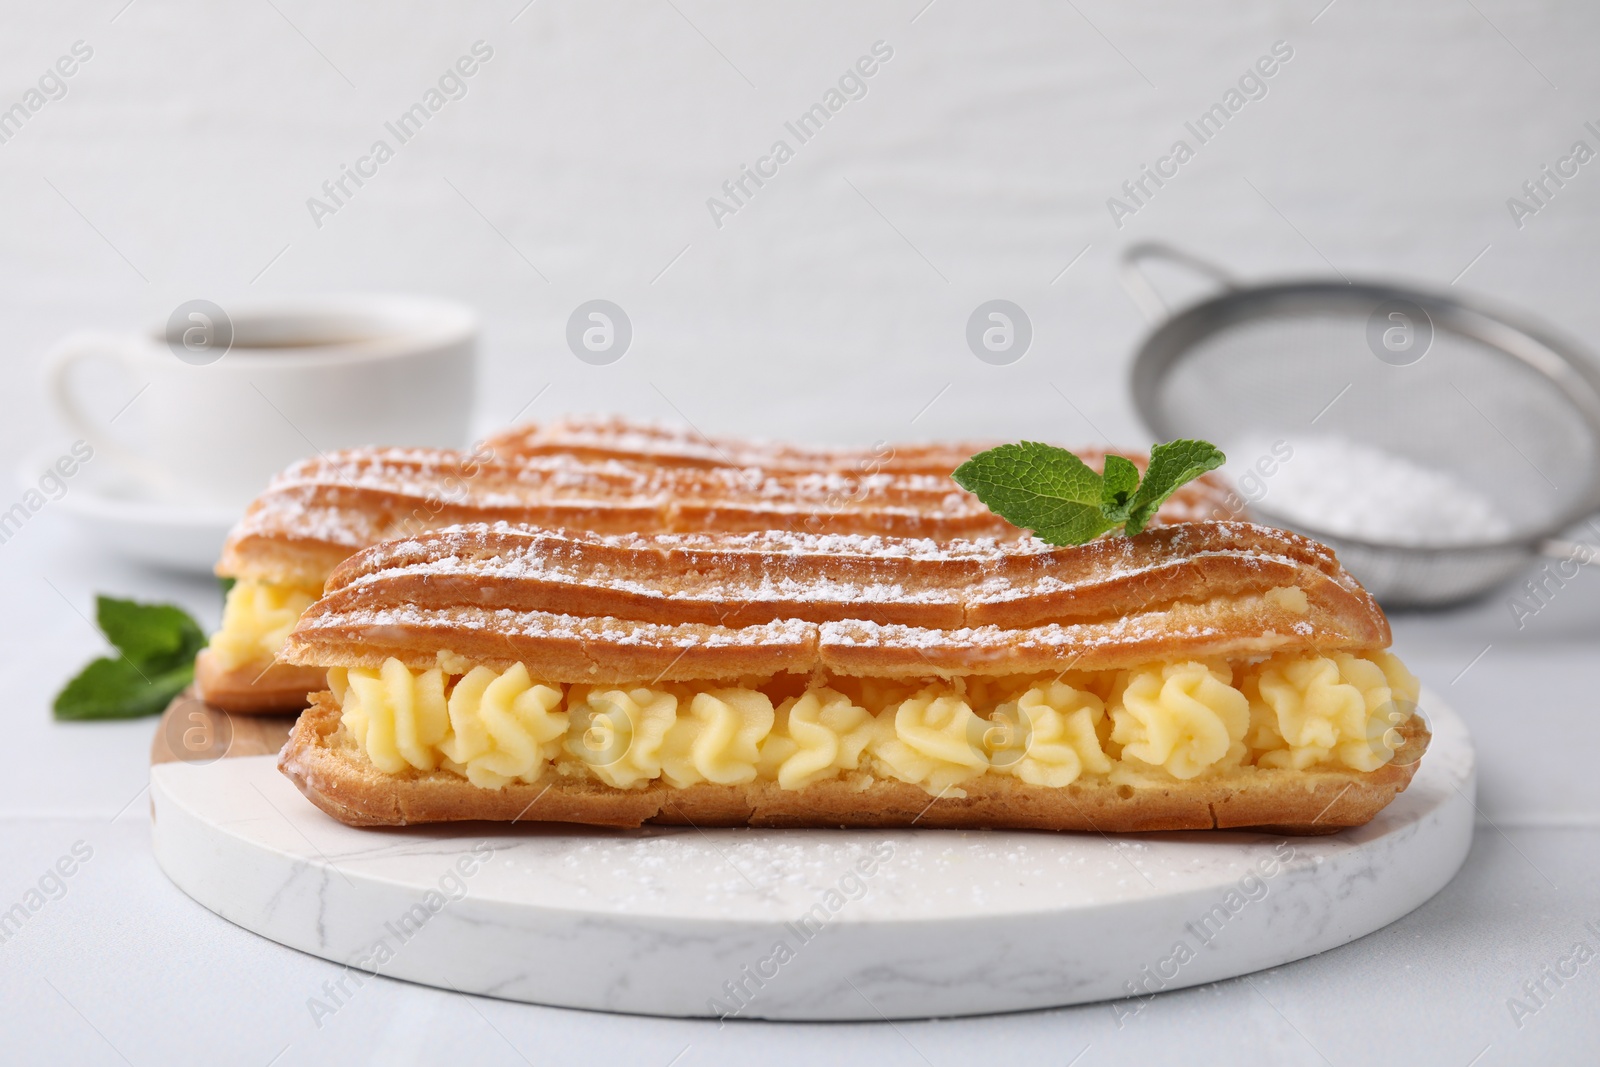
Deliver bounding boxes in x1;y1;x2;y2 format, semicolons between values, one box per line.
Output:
54;596;207;720
951;439;1226;545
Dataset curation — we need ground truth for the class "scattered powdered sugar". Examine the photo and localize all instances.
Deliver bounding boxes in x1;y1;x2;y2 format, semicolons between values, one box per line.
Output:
227;438;1237;558
229;450;1024;550
333;523;1321;623
1232;434;1514;547
297;527;1338;673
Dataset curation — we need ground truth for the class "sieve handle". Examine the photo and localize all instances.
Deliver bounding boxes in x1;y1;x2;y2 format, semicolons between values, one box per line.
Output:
1119;242;1239;322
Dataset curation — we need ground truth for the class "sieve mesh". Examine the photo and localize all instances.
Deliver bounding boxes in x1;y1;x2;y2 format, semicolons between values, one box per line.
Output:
1126;248;1600;607
1153;309;1597;534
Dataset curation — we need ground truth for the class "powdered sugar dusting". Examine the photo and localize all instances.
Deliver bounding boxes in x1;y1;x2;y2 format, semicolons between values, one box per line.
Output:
224;441;1242;560
289;520;1375;673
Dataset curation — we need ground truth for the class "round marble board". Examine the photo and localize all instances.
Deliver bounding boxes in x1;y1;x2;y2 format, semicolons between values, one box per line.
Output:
150;690;1474;1021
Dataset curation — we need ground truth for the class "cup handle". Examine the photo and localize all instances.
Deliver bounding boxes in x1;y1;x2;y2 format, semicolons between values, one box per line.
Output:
46;333;178;496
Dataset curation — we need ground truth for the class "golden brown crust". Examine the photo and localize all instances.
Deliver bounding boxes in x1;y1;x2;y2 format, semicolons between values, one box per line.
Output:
482;414;1006;474
215;449;1006;585
217;444;1243;586
316;521;1372;632
284;522;1389;682
482;418;1237;515
279;692;1428;833
194;650;329;715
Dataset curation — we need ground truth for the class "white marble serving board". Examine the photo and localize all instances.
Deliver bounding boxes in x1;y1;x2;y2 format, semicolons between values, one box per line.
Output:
150;691;1474;1020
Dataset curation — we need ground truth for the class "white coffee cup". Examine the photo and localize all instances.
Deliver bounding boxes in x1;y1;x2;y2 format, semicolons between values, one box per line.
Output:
47;295;477;509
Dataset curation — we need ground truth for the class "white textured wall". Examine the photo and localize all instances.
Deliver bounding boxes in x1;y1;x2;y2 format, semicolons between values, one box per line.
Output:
2;0;1597;457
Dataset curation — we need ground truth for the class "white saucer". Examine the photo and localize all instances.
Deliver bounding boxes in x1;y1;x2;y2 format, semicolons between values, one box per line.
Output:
150;692;1474;1020
17;448;237;573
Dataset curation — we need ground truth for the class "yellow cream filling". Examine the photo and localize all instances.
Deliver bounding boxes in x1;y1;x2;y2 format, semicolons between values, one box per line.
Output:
328;650;1420;796
1110;662;1251;779
207;579;321;670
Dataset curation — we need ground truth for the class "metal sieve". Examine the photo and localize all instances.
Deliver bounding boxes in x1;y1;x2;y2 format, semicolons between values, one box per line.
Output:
1122;242;1600;608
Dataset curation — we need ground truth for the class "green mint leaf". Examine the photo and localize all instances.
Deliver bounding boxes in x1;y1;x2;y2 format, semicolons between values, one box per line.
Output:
53;596;207;720
1099;454;1140;522
1031;506;1119;546
953;437;1227;544
1123;439;1226;536
219;576;236;597
95;595;206;672
53;655;195;720
952;442;1110;544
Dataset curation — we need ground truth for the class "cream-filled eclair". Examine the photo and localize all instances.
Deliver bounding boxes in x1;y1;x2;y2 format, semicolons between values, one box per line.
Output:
276;521;1425;833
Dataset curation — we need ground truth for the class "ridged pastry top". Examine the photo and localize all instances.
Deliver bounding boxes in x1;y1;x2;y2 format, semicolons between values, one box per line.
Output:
218;444;1241;585
284;521;1389;683
219;449;1006;582
483;413;994;473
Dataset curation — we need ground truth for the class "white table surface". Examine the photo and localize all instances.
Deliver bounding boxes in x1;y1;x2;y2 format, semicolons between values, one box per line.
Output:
5;1;1600;1062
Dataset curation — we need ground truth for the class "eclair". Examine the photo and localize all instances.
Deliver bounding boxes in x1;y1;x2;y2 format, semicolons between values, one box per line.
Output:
276;521;1426;833
201;432;1241;713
